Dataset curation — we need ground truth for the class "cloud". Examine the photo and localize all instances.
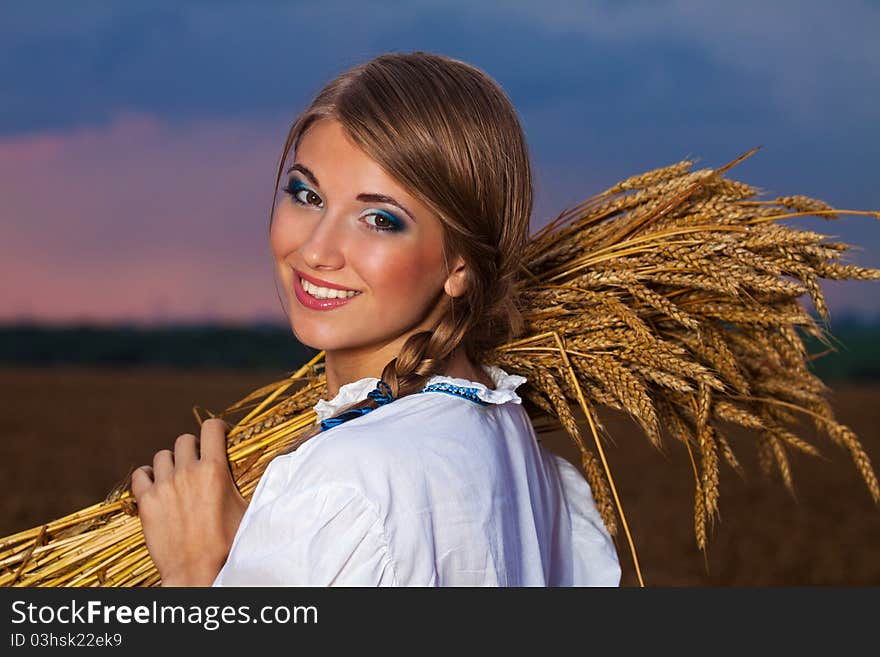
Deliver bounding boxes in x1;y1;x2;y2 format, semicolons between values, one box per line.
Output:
0;111;292;324
491;0;880;126
0;1;416;134
5;1;877;134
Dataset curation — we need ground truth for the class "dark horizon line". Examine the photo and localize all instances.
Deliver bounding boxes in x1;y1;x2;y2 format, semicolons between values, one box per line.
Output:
3;310;880;331
0;319;293;331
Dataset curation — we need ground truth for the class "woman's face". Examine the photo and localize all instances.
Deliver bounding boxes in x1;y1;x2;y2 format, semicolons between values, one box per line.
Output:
270;117;457;354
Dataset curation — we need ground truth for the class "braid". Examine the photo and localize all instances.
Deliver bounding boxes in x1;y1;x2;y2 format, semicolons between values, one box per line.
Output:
381;309;467;398
281;307;471;452
467;248;528;365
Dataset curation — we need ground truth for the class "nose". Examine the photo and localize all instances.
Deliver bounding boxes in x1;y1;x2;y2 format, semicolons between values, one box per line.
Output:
298;210;347;271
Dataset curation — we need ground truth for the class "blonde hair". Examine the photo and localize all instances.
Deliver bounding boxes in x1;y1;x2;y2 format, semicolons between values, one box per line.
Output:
271;51;532;440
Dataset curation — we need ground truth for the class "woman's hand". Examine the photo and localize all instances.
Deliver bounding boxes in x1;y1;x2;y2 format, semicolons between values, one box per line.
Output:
130;418;248;587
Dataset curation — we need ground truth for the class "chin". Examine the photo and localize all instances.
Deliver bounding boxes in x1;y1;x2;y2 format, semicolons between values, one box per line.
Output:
289;320;356;352
289;319;321;349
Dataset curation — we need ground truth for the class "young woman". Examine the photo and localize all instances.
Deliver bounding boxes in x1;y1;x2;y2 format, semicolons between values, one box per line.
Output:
130;51;622;586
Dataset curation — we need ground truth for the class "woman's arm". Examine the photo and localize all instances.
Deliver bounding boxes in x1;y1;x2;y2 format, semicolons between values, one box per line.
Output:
130;418;248;587
214;479;398;586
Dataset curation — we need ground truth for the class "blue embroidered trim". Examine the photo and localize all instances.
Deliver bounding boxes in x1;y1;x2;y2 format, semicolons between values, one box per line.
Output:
419;381;491;406
318;379;488;432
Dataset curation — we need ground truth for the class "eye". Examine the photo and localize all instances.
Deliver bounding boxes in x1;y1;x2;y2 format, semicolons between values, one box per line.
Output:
283;178;322;207
363;210;404;233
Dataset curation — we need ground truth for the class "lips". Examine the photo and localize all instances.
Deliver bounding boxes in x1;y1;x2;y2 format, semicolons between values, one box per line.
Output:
295;269;359;292
292;270;361;311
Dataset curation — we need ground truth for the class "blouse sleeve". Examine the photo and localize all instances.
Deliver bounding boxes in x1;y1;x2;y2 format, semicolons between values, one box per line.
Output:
213;471;399;587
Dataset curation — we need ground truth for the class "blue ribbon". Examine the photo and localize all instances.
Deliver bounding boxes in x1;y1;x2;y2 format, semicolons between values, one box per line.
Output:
367;380;395;405
320;380;396;432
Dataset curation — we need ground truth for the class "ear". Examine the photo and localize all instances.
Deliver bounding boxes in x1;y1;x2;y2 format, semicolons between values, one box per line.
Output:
443;255;469;298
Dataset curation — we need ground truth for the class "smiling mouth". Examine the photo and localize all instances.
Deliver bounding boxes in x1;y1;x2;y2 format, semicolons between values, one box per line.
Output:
298;276;361;300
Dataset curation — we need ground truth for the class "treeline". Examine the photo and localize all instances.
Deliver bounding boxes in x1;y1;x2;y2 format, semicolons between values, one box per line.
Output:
0;319;879;379
799;320;880;381
0;323;317;371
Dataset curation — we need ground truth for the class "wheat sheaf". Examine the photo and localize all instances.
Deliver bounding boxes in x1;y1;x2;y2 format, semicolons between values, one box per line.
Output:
2;146;878;587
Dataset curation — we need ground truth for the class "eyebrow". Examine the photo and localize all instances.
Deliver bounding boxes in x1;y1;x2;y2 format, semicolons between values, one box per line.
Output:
287;163;417;223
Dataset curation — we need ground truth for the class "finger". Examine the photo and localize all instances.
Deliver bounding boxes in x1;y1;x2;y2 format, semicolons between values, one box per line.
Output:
130;465;154;499
153;449;174;481
173;433;199;468
199;418;229;464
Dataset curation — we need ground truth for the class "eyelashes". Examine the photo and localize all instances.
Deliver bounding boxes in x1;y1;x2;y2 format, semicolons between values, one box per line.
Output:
282;178;404;233
282;179;318;208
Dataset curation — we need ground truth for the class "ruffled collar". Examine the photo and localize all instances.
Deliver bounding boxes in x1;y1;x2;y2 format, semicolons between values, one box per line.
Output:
312;363;527;423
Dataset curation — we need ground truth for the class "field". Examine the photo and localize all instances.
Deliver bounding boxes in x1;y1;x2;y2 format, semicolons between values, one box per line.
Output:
1;365;878;586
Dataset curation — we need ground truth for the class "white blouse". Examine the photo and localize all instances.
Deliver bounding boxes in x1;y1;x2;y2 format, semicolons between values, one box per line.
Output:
212;364;621;586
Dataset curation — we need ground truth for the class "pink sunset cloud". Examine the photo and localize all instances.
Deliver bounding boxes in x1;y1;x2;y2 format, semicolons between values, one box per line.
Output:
0;111;295;325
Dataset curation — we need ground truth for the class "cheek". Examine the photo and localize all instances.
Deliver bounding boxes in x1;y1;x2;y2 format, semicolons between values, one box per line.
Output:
358;240;445;307
269;211;301;261
270;211;313;292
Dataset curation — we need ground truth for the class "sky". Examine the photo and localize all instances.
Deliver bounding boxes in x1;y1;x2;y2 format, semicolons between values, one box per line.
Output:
2;0;879;326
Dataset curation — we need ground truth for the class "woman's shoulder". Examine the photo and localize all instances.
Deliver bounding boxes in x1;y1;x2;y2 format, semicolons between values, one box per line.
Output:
306;364;529;460
296;392;484;469
263;365;530;497
268;389;526;501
